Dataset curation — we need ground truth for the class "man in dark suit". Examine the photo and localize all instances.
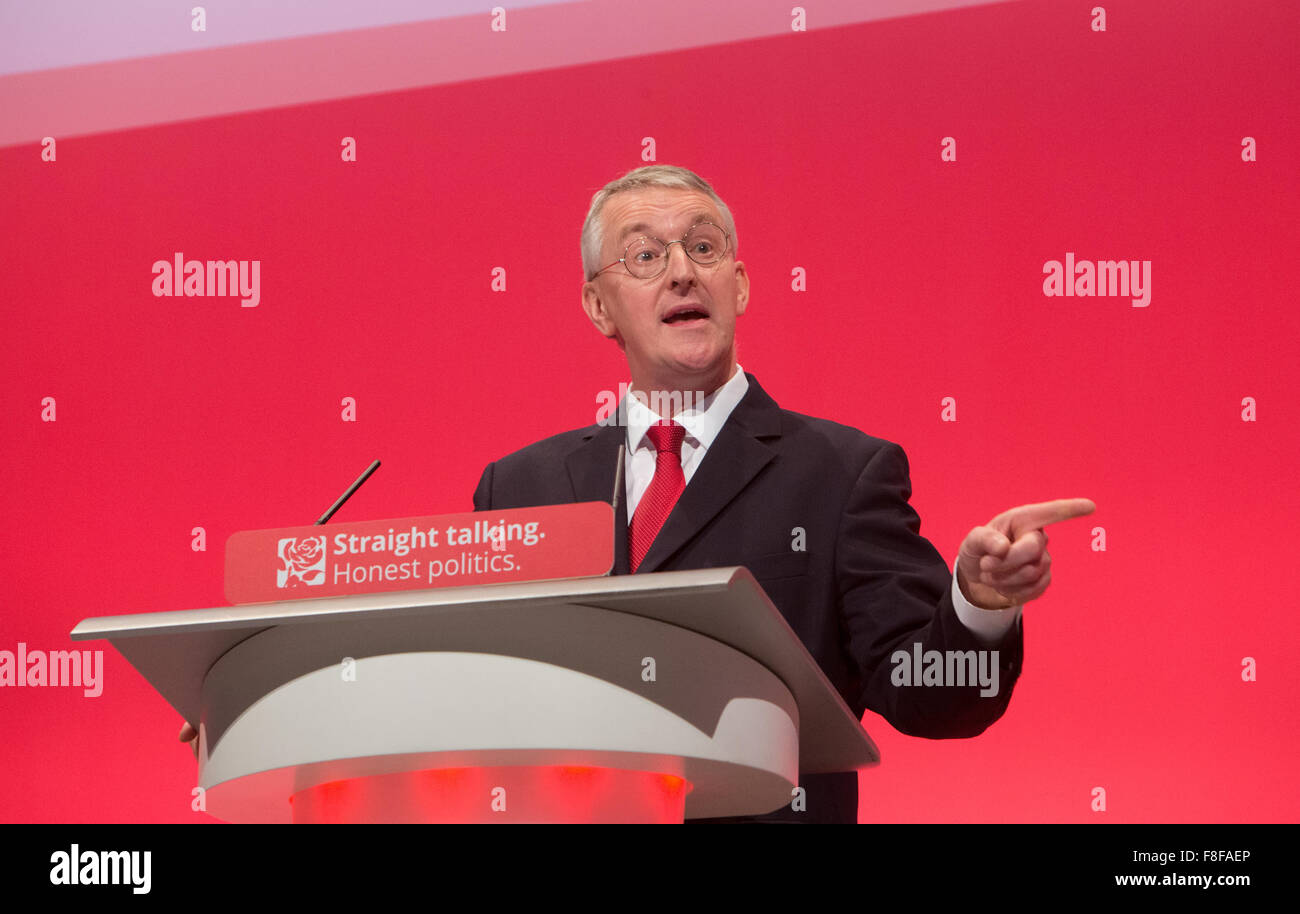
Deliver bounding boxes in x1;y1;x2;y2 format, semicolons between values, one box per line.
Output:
472;165;1095;823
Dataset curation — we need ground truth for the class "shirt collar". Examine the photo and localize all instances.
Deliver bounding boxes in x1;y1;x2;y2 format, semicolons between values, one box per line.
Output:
624;365;750;453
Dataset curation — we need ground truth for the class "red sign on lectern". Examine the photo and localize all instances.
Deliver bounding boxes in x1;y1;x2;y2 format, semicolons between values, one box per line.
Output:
225;502;614;604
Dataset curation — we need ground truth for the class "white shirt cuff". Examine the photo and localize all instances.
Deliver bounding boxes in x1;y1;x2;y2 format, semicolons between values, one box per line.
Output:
950;556;1022;645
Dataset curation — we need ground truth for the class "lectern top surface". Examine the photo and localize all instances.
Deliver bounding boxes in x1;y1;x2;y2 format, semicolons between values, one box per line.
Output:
71;567;879;772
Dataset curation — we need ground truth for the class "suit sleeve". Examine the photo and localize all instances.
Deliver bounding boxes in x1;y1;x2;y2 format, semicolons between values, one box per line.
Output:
472;462;494;511
835;442;1023;738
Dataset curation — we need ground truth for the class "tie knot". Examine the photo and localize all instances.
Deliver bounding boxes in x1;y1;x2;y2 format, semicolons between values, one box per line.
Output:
646;421;686;456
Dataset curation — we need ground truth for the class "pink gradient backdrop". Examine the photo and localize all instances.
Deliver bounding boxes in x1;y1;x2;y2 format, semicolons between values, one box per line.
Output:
1;0;1297;822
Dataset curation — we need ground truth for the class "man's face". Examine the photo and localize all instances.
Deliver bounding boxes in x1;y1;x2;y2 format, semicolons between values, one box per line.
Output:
581;187;749;393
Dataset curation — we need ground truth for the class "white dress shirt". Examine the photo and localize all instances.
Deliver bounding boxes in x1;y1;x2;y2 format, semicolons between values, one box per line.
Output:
621;364;1022;644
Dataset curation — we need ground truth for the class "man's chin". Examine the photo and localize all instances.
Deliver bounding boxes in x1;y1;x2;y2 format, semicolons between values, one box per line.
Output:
659;350;734;387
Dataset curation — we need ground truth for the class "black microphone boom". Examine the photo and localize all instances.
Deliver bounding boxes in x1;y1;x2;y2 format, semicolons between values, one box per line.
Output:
314;459;382;525
611;444;626;514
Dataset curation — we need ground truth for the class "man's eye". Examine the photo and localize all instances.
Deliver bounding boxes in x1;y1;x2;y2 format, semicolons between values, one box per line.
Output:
633;250;658;262
694;242;714;254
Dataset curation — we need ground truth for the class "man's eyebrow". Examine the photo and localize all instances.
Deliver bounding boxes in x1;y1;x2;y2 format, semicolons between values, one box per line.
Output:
617;212;715;242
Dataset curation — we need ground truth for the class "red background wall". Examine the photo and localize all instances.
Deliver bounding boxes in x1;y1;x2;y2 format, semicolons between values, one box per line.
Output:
2;0;1297;822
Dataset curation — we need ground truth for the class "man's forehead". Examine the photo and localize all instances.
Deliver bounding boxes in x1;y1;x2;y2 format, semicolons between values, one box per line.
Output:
605;189;721;240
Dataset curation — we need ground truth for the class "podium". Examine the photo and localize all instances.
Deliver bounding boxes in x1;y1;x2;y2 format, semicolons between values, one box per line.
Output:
71;567;879;823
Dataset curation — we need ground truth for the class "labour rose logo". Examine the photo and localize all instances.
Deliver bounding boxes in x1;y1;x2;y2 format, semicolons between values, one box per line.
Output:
277;535;327;588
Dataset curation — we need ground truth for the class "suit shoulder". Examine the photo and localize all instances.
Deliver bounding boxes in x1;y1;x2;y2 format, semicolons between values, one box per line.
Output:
776;407;903;462
484;423;603;471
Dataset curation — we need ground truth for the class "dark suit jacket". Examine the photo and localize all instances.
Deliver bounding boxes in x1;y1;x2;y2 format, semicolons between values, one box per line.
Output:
473;373;1023;823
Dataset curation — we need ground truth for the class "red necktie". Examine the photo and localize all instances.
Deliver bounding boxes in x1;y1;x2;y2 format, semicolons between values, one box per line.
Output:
629;421;686;572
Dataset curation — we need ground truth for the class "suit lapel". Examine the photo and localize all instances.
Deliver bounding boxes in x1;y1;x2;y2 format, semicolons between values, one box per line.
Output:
635;373;783;574
563;375;785;576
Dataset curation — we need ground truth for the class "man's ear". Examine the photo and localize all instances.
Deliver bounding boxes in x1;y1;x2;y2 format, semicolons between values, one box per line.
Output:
734;260;750;316
582;280;620;339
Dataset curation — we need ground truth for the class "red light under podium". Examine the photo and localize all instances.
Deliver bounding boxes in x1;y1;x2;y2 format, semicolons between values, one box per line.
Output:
290;766;691;824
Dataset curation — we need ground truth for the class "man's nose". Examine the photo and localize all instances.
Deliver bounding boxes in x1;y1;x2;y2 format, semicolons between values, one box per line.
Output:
664;240;696;285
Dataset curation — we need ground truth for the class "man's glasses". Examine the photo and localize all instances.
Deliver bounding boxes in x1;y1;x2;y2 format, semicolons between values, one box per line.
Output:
591;222;731;280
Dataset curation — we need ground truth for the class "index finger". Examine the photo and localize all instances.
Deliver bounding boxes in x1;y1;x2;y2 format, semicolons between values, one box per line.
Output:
1002;498;1096;537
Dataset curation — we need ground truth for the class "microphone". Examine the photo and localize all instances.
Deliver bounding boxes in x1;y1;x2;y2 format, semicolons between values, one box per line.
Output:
611;444;626;573
611;444;626;515
313;459;381;525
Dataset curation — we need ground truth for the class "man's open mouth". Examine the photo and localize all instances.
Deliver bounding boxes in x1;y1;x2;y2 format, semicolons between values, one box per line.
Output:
662;306;709;324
